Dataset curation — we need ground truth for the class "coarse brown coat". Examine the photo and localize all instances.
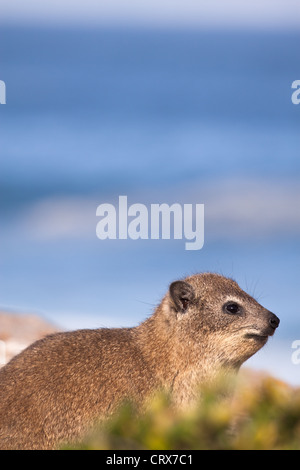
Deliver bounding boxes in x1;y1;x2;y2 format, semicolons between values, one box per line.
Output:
0;273;279;449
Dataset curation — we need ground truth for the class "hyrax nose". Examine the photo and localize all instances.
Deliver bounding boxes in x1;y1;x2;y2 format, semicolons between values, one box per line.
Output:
269;313;280;330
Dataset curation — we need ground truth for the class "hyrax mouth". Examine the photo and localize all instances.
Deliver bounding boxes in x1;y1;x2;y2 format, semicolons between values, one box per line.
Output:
244;333;269;342
244;313;280;342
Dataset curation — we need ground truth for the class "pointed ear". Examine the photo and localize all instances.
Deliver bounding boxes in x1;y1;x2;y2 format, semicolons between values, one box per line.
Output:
169;281;195;313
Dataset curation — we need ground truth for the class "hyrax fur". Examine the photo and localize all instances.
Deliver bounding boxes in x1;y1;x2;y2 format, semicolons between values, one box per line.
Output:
0;273;279;450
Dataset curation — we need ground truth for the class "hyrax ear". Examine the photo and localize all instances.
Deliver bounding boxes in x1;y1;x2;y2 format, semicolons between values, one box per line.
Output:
169;281;195;313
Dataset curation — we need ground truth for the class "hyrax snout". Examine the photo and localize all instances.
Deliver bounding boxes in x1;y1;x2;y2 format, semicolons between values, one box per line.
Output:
0;272;279;450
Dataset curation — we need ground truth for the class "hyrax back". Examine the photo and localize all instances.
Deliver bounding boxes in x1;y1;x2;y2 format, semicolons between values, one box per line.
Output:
0;273;279;450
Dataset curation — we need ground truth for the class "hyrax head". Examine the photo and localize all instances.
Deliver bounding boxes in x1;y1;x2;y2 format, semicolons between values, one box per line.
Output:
166;273;280;368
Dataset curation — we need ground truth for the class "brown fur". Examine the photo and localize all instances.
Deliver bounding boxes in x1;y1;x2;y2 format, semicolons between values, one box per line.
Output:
0;273;279;449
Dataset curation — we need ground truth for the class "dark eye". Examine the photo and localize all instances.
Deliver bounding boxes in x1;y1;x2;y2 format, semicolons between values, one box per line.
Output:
223;302;241;315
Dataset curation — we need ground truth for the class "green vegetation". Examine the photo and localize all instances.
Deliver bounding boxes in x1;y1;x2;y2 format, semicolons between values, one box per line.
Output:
67;371;300;450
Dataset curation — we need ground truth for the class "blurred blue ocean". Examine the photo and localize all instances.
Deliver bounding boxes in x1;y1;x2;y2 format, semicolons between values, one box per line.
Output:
0;26;299;383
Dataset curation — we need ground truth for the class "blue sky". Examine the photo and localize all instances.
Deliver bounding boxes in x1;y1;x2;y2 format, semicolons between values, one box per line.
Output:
1;0;300;29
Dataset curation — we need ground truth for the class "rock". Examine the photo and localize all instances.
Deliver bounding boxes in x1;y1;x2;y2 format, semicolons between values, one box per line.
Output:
0;311;60;365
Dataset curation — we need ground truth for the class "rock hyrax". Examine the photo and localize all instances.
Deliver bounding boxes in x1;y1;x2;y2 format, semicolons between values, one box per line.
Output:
0;273;279;450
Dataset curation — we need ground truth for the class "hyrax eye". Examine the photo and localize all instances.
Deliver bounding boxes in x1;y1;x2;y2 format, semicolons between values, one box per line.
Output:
223;302;241;315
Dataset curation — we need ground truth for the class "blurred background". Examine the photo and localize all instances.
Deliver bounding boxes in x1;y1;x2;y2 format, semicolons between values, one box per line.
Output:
0;1;299;384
